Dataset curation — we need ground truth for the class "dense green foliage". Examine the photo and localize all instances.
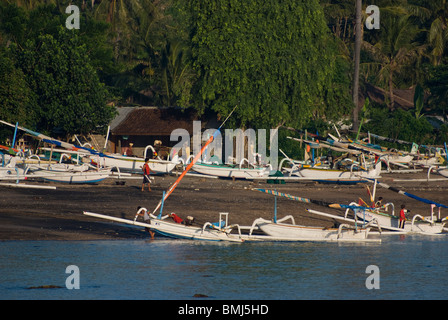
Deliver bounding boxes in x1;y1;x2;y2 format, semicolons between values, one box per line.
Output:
186;0;351;129
0;0;447;145
0;2;115;137
12;28;114;135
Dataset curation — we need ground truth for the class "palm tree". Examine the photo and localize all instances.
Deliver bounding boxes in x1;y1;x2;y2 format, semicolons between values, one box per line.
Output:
361;13;425;109
160;40;196;107
419;0;448;65
320;0;355;42
352;0;362;132
93;0;179;105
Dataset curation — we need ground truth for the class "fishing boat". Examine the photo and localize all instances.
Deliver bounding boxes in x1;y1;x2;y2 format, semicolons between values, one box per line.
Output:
191;161;271;179
24;167;111;184
249;188;382;242
83;211;246;242
0;166;25;181
347;179;448;234
83;209;381;243
0;120;180;176
249;216;378;242
14;151;111;184
347;203;447;234
412;156;444;168
283;160;382;183
93;151;179;174
24;160;91;173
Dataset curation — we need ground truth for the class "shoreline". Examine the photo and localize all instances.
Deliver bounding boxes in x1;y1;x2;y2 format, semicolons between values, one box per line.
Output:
1;171;447;241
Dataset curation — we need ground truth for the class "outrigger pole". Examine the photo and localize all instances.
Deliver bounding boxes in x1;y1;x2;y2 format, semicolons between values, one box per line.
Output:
151;105;238;215
253;188;374;211
363;177;448;209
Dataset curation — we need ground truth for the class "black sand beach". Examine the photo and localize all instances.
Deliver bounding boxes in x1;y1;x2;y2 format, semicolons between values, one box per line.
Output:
1;172;447;240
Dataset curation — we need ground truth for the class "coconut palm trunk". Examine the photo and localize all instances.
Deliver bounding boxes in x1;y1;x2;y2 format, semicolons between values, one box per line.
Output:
352;0;362;132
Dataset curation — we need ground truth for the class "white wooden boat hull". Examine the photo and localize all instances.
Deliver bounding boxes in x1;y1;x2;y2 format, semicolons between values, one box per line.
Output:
0;167;26;180
256;221;375;242
25;163;90;173
83;211;244;242
149;219;244;242
383;154;414;164
192;163;270;179
412;157;443;167
437;168;448;178
98;155;178;174
37;169;111;184
286;162;381;181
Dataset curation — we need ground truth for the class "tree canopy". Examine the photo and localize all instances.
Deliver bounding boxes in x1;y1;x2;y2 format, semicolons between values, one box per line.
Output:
0;0;447;145
185;0;351;129
0;2;115;137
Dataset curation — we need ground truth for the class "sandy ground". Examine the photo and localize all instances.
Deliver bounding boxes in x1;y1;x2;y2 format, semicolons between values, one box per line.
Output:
0;170;447;240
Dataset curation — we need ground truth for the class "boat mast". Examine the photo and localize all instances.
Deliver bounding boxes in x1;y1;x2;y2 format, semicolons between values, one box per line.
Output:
151;105;238;215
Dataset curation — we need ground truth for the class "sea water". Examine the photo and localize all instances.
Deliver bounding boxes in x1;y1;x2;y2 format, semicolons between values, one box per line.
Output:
1;234;447;300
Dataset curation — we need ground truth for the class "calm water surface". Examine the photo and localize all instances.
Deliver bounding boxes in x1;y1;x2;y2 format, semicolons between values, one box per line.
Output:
1;234;447;300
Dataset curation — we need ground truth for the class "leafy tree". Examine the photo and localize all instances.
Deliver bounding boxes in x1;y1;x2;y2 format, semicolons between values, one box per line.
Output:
93;0;189;106
186;0;349;129
361;13;424;109
364;106;434;145
0;3;118;137
425;63;448;122
10;26;115;136
0;52;36;126
160;40;196;107
408;0;448;66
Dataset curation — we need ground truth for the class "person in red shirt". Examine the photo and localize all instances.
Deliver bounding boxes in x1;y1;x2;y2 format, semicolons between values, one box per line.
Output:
141;158;152;192
399;204;408;229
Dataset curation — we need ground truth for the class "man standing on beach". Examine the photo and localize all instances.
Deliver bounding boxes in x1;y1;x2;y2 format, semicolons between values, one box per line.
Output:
142;158;152;192
399;204;408;229
137;206;155;239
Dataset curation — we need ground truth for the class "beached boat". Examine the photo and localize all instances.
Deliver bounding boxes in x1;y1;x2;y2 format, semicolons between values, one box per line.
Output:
94;152;179;174
16;152;111;184
283;160;381;182
191;161;271;179
83;209;381;242
24;162;91;173
84;211;246;242
383;153;414;164
348;204;447;234
412;156;444;167
0;120;179;175
249;188;382;242
27;168;111;184
250;216;378;242
347;179;448;234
